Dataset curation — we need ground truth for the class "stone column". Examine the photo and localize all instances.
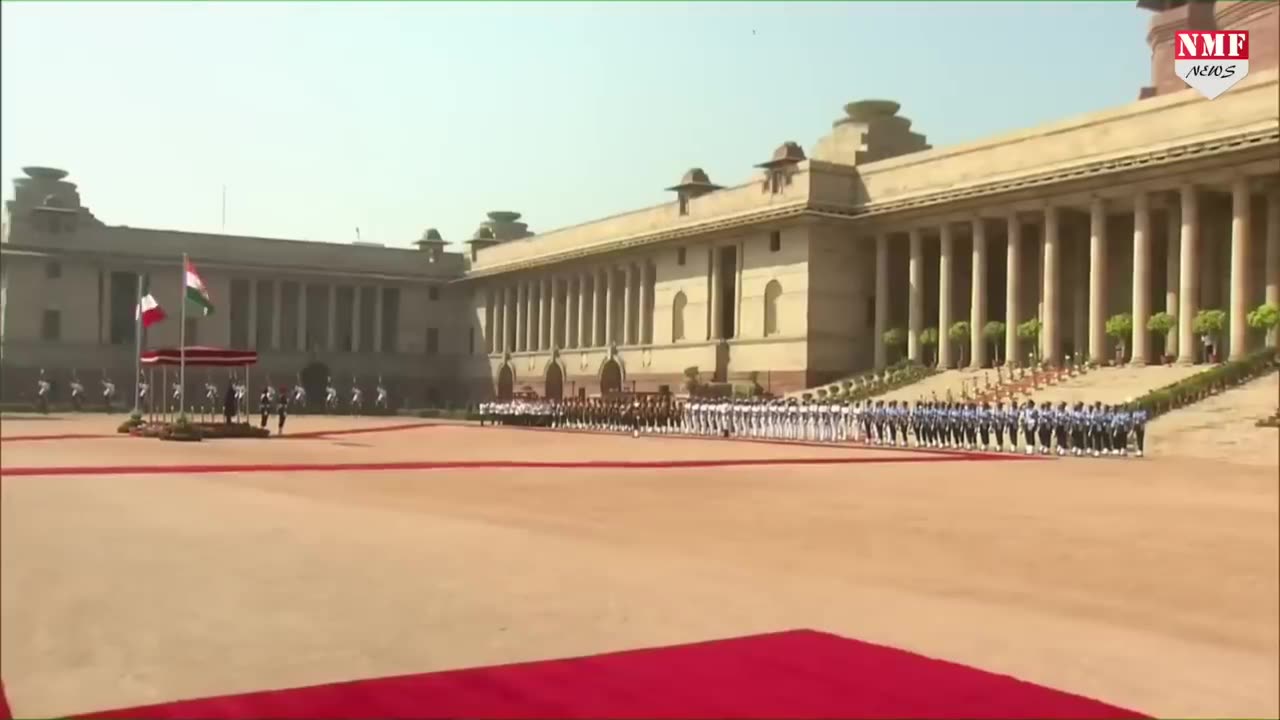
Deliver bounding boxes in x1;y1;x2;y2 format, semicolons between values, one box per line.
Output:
552;278;563;349
639;263;651;345
492;289;502;353
546;278;558;349
604;268;615;345
578;273;591;348
297;284;308;352
937;223;954;369
324;285;335;351
1042;205;1061;365
1072;239;1087;361
1087;198;1107;364
541;278;552;350
970;217;988;368
1177;185;1200;364
623;264;635;346
1165;204;1180;358
1229;176;1252;360
874;234;889;369
248;279;258;350
908;229;923;362
595;268;607;346
1267;188;1280;316
1005;214;1020;366
511;284;522;352
1131;192;1152;365
272;281;282;350
526;280;538;352
372;286;384;353
709;249;722;340
352;286;362;352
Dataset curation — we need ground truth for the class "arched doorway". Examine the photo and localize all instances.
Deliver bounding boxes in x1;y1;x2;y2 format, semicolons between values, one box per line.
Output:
600;358;623;395
496;364;515;400
544;362;564;400
300;361;329;411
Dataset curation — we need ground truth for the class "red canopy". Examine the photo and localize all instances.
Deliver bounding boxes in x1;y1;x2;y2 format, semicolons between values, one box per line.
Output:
140;346;258;367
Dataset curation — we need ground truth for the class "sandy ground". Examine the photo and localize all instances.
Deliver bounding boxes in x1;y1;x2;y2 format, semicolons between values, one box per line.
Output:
1;413;1276;719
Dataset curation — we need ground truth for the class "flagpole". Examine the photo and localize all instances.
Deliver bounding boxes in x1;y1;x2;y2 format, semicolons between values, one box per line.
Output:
133;272;143;416
179;254;187;419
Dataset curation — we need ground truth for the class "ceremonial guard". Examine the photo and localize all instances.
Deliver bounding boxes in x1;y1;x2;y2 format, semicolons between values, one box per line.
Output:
350;381;364;415
1053;401;1070;456
1110;404;1131;457
1088;401;1107;458
259;387;272;428
35;369;51;414
1021;400;1038;456
1129;401;1148;458
137;372;150;412
292;378;307;410
204;379;219;417
991;401;1007;452
375;377;389;411
101;374;117;412
325;377;339;412
978;402;993;452
276;385;290;435
69;371;86;411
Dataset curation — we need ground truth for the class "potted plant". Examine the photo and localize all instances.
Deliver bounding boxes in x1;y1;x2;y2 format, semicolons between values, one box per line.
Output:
1247;302;1279;350
882;328;907;364
948;321;971;368
1016;318;1042;365
1147;312;1176;364
1192;309;1226;364
918;327;939;367
1105;313;1134;365
983;321;1006;366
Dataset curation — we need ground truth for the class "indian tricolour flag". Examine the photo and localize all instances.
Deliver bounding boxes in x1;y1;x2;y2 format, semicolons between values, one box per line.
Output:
184;257;214;316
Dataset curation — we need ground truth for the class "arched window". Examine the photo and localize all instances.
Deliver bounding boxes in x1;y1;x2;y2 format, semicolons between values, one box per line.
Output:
672;291;687;342
763;280;782;337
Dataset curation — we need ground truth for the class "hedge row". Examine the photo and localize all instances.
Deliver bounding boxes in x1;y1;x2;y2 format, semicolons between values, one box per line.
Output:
805;360;937;402
1135;348;1278;418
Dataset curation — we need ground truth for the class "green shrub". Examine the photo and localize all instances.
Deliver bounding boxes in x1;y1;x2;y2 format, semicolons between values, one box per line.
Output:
1133;347;1277;417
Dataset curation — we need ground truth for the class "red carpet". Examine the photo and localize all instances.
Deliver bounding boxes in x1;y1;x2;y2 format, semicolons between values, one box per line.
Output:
0;452;1024;479
69;630;1147;719
0;680;11;720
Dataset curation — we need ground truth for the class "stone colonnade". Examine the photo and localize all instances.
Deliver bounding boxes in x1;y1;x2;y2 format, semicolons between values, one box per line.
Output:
485;260;656;355
872;177;1280;369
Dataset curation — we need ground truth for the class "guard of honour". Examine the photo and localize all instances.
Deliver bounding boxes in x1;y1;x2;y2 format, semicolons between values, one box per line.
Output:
479;396;1150;458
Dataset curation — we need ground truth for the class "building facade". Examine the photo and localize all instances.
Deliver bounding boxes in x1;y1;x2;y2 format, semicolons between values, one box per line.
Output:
3;0;1278;406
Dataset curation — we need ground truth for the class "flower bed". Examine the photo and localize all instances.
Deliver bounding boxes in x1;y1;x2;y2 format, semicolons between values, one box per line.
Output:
1135;348;1278;418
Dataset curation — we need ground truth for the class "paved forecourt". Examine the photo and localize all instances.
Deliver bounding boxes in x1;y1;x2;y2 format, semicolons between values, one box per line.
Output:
0;413;1276;719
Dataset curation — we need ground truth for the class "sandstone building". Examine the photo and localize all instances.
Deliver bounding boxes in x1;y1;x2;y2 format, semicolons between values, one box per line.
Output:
2;0;1277;405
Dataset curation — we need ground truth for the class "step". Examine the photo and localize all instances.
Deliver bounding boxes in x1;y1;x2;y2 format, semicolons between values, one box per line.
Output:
1147;372;1279;465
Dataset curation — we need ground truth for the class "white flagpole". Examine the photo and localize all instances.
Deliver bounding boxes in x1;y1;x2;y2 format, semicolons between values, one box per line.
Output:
133;272;143;416
179;254;188;418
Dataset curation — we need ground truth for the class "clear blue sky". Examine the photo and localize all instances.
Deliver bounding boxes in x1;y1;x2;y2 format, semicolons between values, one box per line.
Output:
1;1;1150;251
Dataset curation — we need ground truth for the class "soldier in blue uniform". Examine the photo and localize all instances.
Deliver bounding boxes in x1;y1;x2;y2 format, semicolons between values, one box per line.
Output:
1070;402;1087;456
1111;404;1131;457
1088;401;1107;458
1129;401;1148;458
976;402;991;452
1021;400;1038;455
1036;401;1053;455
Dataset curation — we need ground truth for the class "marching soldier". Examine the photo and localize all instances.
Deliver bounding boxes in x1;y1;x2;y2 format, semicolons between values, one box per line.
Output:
325;377;339;413
991;401;1007;452
1053;401;1070;456
1111;404;1131;457
350;380;364;415
375;377;389;411
292;377;308;409
1088;401;1107;458
1129;400;1148;458
1021;400;1038;456
69;370;86;411
137;372;150;412
977;402;993;452
276;385;290;435
204;379;219;418
259;386;272;428
101;374;117;412
35;369;51;414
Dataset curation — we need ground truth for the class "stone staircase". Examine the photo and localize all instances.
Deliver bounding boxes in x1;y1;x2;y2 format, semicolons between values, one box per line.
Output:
1003;365;1206;406
880;364;1205;407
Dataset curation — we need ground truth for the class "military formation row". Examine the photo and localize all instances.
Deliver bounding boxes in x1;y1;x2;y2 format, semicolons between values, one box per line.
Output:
478;397;1150;458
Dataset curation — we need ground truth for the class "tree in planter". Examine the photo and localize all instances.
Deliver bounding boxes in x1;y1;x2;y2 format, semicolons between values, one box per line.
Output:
1192;309;1226;363
882;328;907;364
948;321;971;368
682;366;702;395
1247;302;1279;349
1147;312;1176;363
918;327;940;367
1016;318;1043;364
983;321;1006;366
1105;313;1134;365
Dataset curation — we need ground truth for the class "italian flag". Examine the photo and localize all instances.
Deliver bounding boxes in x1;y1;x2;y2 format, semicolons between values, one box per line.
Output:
184;258;214;316
136;292;166;328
